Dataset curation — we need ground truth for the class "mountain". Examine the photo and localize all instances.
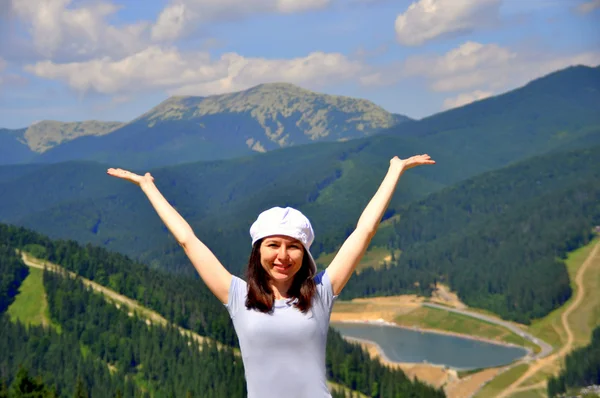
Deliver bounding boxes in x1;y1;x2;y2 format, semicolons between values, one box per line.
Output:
380;64;600;174
2;83;410;169
0;138;446;273
0;128;35;165
0;65;598;274
0;121;124;164
24;120;125;153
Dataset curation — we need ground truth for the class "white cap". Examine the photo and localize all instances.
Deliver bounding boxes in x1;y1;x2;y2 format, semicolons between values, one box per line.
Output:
250;206;317;275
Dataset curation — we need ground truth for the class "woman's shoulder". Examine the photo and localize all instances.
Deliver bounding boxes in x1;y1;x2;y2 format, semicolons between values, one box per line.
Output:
313;269;327;285
313;269;337;306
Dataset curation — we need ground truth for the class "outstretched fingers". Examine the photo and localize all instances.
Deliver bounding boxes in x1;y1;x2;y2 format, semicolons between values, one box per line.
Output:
404;154;436;169
106;168;148;185
107;168;133;177
415;154;435;164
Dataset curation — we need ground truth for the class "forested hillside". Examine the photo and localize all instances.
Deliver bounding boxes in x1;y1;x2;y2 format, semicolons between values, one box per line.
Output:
0;138;443;274
0;66;599;281
0;225;445;398
547;325;600;397
1;144;597;327
382;65;600;173
0;245;28;315
342;145;600;323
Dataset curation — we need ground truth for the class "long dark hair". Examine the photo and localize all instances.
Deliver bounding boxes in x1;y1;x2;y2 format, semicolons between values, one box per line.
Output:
245;238;316;313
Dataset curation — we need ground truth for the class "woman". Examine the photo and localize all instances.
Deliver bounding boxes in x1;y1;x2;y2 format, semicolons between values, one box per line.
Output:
107;154;434;398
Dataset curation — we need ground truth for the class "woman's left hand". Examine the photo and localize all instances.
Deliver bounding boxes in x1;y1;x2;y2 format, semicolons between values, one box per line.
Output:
391;154;436;171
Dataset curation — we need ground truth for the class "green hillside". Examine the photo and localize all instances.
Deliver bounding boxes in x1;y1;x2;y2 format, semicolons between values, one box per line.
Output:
381;65;600;176
0;138;444;274
0;225;444;398
0;128;34;165
0;65;597;327
342;144;600;323
0;65;597;274
6;267;52;329
0;244;28;314
548;325;600;397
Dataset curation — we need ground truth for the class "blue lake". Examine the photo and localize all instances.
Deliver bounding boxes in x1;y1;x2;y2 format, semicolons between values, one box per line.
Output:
331;322;528;370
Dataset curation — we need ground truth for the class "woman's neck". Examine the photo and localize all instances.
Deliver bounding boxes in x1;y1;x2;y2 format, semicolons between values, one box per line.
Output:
271;280;294;300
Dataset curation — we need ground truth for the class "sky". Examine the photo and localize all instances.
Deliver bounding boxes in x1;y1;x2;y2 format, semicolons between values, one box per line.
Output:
0;0;599;129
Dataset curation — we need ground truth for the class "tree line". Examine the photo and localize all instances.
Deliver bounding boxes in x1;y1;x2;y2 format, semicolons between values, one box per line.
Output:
547;325;600;397
342;146;600;323
0;226;444;397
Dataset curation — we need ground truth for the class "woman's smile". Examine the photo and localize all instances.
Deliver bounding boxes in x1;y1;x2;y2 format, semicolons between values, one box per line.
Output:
260;235;305;283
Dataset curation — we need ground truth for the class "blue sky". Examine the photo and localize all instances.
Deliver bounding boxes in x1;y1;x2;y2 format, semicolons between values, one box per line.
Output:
0;0;599;129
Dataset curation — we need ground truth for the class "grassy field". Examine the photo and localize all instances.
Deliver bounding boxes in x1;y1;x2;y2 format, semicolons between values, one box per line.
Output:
394;306;537;351
527;238;600;350
474;364;530;398
509;388;547;397
472;237;600;397
519;365;556;388
316;213;402;273
317;245;401;273
7;267;59;331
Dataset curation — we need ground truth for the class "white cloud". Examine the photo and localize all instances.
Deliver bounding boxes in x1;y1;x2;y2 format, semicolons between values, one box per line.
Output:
10;0;150;60
443;90;492;109
171;51;363;95
25;47;366;97
404;41;516;92
277;0;329;13
395;0;501;46
401;41;600;110
576;0;600;13
0;58;28;90
152;0;330;41
151;3;188;41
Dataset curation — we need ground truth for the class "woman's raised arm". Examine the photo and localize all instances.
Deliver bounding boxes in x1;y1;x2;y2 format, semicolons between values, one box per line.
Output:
106;168;232;304
325;155;435;296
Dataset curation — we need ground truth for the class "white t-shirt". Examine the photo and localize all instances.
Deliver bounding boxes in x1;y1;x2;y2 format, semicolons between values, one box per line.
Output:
225;270;338;398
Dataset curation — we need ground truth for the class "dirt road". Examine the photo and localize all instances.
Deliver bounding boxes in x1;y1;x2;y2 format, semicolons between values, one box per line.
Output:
19;251;221;349
495;241;600;398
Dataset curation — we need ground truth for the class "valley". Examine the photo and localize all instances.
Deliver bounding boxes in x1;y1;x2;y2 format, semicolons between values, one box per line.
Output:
1;64;599;397
330;237;600;398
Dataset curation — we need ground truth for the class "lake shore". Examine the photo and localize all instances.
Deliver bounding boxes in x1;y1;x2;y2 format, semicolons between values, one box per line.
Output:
334;323;509;397
331;318;532;356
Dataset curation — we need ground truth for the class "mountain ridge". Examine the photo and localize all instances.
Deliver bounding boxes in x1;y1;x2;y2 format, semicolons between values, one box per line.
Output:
0;82;410;168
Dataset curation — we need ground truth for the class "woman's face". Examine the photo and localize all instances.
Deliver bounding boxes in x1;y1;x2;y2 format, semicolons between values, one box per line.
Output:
260;235;305;283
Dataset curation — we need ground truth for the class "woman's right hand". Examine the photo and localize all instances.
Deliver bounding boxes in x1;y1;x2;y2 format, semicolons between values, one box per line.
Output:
106;168;154;187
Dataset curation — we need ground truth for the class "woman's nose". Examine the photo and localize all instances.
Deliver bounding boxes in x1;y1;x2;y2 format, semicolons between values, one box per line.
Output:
277;246;290;260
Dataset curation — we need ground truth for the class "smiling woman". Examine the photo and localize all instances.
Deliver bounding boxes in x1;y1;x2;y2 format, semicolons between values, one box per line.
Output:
247;227;316;313
105;153;435;398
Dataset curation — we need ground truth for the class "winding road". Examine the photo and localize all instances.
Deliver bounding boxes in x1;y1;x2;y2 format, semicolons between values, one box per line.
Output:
495;240;600;398
422;303;553;359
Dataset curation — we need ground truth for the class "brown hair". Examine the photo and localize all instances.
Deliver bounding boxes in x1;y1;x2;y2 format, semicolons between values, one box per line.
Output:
245;238;316;313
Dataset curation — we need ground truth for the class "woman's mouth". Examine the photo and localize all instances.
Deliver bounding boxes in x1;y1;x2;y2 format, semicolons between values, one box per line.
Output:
274;263;292;272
